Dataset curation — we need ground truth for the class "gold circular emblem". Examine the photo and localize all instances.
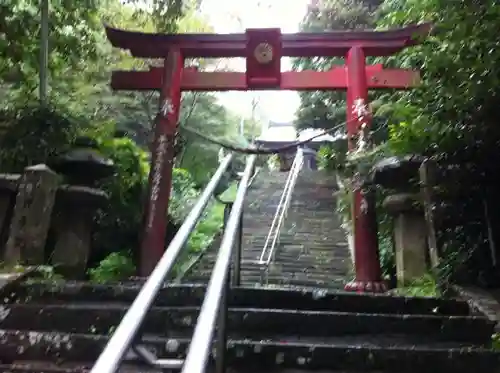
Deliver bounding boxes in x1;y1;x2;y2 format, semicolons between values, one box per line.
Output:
254;42;273;64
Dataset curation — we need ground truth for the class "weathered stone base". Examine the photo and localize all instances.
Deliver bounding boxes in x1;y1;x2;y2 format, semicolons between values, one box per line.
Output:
344;279;388;293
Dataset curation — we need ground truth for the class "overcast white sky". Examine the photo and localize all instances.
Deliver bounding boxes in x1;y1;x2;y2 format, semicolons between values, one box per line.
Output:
200;0;309;124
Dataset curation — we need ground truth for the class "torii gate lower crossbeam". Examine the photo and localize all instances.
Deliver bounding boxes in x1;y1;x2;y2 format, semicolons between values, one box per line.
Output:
105;24;429;293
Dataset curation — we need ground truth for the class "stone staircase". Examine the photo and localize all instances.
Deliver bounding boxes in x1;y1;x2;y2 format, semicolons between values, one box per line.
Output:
183;170;351;289
0;279;498;372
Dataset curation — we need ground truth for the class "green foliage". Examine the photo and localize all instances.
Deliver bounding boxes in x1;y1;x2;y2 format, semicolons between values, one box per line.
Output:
377;0;500;156
0;0;102;98
177;93;246;185
0;102;227;280
124;0;185;33
0;105;82;172
267;154;281;171
378;233;395;279
376;0;500;286
317;144;348;172
88;131;150;259
186;202;224;255
391;274;440;298
88;252;136;283
493;334;500;351
0;0;262;285
81;120;229;280
83;122;215;262
170;168;200;222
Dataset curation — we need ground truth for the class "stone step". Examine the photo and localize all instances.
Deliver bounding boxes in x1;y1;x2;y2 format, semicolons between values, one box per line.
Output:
188;259;347;268
190;267;349;279
239;245;349;254
4;279;498;372
0;304;491;344
193;264;350;275
12;282;472;316
186;277;348;287
198;251;350;261
202;249;348;257
0;330;498;372
221;170;351;294
242;235;347;244
187;259;350;272
182;265;335;283
274;246;350;253
240;238;347;247
191;266;349;275
185;276;347;289
0;363;393;373
0;362;158;372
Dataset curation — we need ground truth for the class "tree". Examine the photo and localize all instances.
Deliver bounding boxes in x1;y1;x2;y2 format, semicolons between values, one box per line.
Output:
0;0;253;278
0;0;103;103
374;0;500;285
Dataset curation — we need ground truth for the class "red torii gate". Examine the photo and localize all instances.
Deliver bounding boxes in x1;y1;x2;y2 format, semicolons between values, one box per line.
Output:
105;24;430;291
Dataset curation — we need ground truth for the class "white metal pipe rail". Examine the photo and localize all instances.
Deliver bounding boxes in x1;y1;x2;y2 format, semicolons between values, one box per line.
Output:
258;148;304;267
90;154;234;373
181;154;257;373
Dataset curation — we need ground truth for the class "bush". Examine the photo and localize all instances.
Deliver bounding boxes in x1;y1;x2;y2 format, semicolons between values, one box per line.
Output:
88;252;136;283
173;201;225;278
391;274;439;298
84;125;226;281
88;130;150;266
0;105;82;172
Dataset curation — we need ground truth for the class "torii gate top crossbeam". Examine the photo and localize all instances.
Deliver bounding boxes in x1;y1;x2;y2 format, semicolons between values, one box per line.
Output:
104;23;431;58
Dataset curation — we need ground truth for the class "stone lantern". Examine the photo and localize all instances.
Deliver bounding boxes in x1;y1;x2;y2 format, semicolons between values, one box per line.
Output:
51;137;114;187
371;155;427;285
49;136;115;278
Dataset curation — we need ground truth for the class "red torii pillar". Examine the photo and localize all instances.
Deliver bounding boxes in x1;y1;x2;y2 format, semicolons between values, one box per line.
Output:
105;24;430;291
344;46;383;292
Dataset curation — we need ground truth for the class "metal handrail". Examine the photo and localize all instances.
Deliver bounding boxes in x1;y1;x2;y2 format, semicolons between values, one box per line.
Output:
90;154;234;373
173;165;261;285
181;154;257;373
258;149;304;266
257;151;301;263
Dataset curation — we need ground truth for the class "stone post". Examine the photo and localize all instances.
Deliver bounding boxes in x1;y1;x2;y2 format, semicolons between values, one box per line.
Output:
419;159;440;269
372;155;428;286
383;193;427;285
0;174;20;254
4;164;59;265
51;186;108;278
